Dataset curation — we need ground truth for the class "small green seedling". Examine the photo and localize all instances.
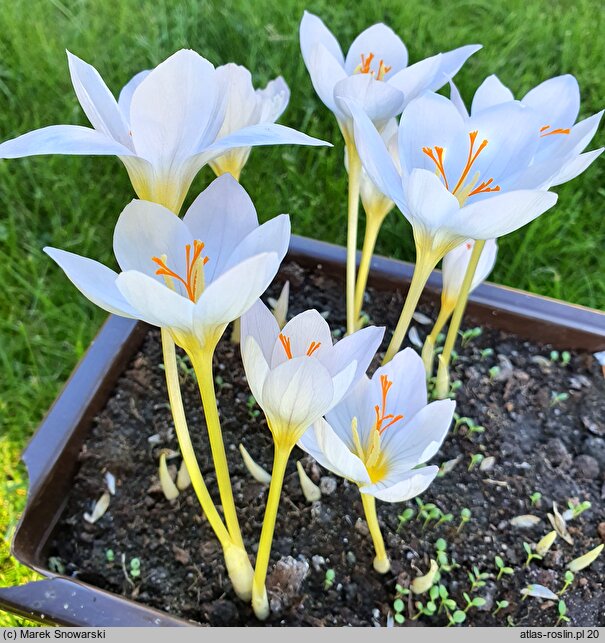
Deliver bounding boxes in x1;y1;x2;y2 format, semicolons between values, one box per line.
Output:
130;557;141;578
214;375;225;392
246;395;260;420
566;500;591;520
106;549;115;563
492;600;509;616
435;512;454;528
550;350;560;362
556;600;570;626
550;391;569;406
561;351;571;366
523;542;543;567
480;347;494;360
412;600;437;619
494;555;513;580
393;597;405;624
529;491;542;507
396;507;415;532
454;415;485;437
468;566;489;592
559;571;574;595
436;584;457;613
446;610;467;626
461;326;482;347
463;591;486;612
324;568;335;590
468;453;484;471
488;365;501;380
457;508;471;533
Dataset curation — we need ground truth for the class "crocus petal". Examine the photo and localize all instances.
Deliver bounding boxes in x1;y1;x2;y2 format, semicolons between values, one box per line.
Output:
130;50;220;167
303;42;348;115
398;92;465;176
549;147;604;187
345;98;405;206
404;168;460;234
257;76;290;122
325;376;375;450
261;356;334;441
387;55;443;103
113;199;193;284
344;23;408;76
300;10;345;68
522;74;580;128
360;466;439;502
451;189;558;240
428;44;482;91
200;122;332;163
335;74;405;126
116;270;195;334
194;252;280;346
44;247;139;319
118;69;150;119
381;399;455;469
471;74;514;115
66;51;132;149
449;80;469;119
372;348;428;422
321;325;384;382
182;174;259;282
241;335;271;407
270;309;333;367
330;360;359;408
222;214;290;276
299;418;371;485
0;125;136;158
240;299;280;363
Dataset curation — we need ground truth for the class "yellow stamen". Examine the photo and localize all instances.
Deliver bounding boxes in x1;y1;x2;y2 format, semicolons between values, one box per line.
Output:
278;333;322;360
540;124;571;137
152;239;209;302
354;52;392;80
351;417;364;460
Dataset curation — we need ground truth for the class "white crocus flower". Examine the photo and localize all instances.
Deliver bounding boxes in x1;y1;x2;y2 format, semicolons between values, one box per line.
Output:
441;238;498;311
299;348;455;572
452;74;604;189
345;94;558;363
0;50;328;213
241;299;384;448
241;299;384;619
300;11;480;336
300;10;481;140
44;174;290;354
209;63;291;181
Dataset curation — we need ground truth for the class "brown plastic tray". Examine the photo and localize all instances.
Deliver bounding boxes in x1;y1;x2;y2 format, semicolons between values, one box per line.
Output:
1;234;603;626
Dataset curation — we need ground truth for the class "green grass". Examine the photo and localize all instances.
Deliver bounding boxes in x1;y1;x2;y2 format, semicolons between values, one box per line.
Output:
0;0;603;626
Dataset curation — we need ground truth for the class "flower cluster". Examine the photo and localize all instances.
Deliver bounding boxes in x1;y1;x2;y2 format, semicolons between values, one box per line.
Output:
2;9;601;623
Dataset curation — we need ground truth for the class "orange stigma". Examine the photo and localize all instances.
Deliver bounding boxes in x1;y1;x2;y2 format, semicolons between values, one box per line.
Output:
374;374;404;435
356;52;391;80
423;130;500;198
540;124;571;137
278;333;322;360
152;239;209;302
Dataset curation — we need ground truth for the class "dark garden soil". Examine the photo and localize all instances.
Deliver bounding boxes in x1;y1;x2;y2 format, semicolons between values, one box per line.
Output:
49;260;605;627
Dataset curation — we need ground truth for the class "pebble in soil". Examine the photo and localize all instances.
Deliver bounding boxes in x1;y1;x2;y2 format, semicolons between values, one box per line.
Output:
49;261;605;626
